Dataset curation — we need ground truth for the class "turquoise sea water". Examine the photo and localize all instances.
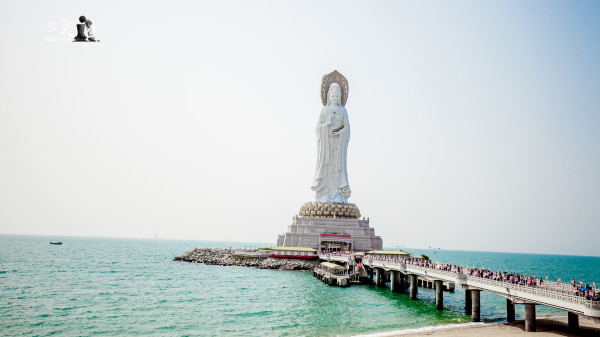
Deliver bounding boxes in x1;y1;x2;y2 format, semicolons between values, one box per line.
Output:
1;235;599;336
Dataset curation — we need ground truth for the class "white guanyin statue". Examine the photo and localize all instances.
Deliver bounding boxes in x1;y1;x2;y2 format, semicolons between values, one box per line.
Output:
311;71;351;203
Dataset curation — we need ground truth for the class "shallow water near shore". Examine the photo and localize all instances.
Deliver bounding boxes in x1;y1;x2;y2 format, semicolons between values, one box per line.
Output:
1;235;599;336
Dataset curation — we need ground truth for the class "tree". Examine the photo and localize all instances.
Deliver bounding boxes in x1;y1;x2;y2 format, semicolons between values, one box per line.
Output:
421;254;430;261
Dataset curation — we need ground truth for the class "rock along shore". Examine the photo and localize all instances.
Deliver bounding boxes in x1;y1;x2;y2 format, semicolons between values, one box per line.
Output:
174;248;318;271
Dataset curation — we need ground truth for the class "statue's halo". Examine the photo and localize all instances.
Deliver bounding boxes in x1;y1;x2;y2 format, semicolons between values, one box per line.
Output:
321;70;349;107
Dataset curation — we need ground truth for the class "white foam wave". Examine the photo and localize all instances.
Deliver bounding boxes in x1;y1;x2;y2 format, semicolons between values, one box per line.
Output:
351;322;488;337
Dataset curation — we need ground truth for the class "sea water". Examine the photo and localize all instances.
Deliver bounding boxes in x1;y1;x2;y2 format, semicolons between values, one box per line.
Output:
1;235;599;336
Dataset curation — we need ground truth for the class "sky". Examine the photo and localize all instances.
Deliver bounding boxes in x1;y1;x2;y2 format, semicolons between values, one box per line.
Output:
0;1;599;256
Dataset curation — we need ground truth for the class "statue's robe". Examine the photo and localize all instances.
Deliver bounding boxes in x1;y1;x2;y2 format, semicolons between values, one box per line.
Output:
311;104;351;202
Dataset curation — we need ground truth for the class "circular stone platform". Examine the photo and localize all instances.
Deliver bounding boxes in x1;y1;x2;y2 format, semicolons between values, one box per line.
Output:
298;202;361;219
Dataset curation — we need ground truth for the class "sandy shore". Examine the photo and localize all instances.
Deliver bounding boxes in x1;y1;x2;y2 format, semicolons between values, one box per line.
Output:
356;316;600;337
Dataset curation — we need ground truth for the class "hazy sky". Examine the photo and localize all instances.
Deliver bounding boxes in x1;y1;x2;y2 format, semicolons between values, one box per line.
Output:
0;1;598;256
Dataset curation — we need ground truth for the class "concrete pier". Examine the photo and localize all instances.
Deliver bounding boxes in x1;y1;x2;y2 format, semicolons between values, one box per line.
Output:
568;312;579;330
399;272;406;289
313;267;352;287
507;299;515;322
399;272;404;287
410;274;418;299
435;280;443;310
471;289;481;322
406;276;454;292
358;256;600;334
525;304;536;332
465;289;472;314
374;268;381;287
390;271;397;292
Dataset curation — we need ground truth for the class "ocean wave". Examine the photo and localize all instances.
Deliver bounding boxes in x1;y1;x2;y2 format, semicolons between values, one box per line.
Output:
351;322;487;337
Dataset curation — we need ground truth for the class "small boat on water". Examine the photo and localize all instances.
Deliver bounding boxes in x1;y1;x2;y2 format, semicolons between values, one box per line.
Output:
50;242;63;245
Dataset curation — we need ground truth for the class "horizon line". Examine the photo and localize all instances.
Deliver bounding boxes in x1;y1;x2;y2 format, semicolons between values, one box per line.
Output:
1;233;598;258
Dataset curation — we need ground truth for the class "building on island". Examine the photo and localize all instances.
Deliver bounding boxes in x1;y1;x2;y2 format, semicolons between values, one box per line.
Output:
366;250;411;259
320;262;346;271
270;246;318;257
277;212;382;252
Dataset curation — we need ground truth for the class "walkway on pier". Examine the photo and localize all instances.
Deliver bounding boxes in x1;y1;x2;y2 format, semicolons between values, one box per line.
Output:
318;253;600;332
365;258;600;332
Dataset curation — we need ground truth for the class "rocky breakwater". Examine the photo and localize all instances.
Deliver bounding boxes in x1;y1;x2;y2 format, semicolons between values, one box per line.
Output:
174;248;318;271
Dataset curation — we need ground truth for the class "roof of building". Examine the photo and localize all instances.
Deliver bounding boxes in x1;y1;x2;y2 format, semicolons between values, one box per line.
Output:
367;250;411;255
321;262;346;270
271;246;317;252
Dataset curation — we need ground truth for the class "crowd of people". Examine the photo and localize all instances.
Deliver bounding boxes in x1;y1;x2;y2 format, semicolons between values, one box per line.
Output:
323;251;600;301
570;280;598;300
319;250;356;256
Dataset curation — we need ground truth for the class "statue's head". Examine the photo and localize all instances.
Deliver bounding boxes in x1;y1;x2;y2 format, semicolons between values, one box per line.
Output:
79;16;86;23
327;83;342;106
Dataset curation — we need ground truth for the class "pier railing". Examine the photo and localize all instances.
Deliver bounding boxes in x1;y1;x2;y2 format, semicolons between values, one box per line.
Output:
465;275;600;309
364;259;600;309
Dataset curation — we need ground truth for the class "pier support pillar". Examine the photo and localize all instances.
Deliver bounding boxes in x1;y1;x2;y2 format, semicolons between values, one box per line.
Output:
399;272;403;288
506;299;515;322
465;289;472;314
399;272;406;289
375;268;381;287
568;312;579;330
471;289;480;322
524;304;536;332
410;274;418;299
435;280;443;310
390;271;397;292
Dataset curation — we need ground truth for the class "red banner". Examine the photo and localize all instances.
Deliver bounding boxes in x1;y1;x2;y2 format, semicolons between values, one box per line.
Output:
269;254;317;260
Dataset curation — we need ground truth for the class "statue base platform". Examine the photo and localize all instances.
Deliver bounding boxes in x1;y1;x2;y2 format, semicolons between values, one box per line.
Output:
277;203;382;252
